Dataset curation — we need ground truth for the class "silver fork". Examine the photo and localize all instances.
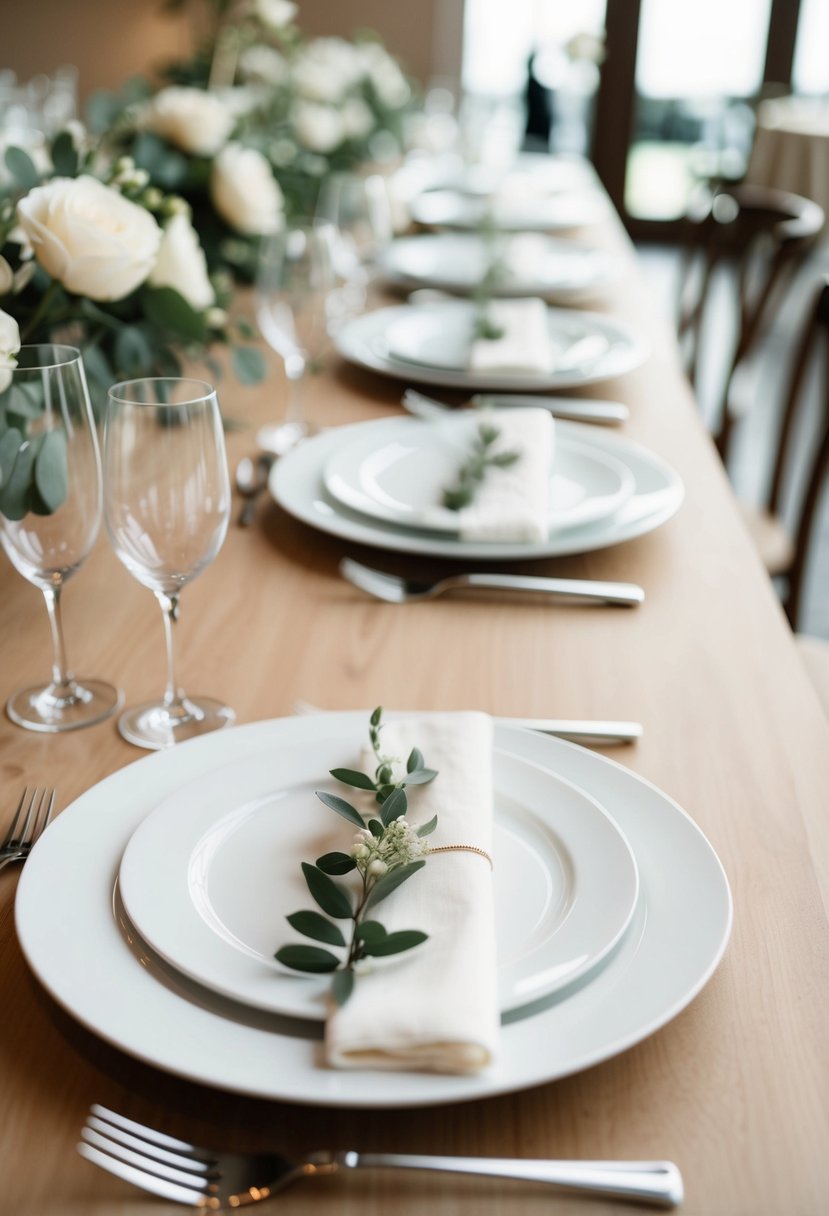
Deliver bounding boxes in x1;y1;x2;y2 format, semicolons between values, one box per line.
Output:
79;1105;683;1209
402;388;630;426
340;557;645;607
0;787;55;872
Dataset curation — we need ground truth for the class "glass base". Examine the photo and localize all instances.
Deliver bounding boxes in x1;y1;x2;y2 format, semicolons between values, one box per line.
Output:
117;695;236;751
256;419;316;456
6;679;123;733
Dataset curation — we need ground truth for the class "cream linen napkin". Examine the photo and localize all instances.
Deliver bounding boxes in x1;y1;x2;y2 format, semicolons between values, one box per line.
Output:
468;297;555;375
455;408;554;543
325;711;499;1074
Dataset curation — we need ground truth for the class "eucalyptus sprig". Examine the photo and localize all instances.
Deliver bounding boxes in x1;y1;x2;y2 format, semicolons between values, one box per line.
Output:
275;708;439;1006
442;421;520;511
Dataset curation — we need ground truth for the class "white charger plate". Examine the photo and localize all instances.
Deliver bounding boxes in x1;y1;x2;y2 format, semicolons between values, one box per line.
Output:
271;419;684;561
15;715;731;1108
335;303;648;392
381;233;617;299
323;416;635;534
117;745;639;1020
409;187;608;231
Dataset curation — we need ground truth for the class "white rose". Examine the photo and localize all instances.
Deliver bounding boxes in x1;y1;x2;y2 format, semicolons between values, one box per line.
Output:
142;87;234;156
16;175;162;301
238;45;287;85
0;256;13;295
148;212;214;310
360;44;410;109
211;143;284;236
342;97;375;141
291;38;363;104
293;102;344;153
0;308;21;393
254;0;297;29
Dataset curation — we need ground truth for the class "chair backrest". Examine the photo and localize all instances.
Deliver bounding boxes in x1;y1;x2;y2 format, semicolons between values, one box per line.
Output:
767;277;829;628
676;184;825;461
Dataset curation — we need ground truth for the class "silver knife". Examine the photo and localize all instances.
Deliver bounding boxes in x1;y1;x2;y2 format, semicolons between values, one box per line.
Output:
497;717;643;745
472;393;629;425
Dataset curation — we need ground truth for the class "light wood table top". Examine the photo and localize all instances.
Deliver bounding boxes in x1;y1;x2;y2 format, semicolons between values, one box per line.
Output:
1;203;828;1216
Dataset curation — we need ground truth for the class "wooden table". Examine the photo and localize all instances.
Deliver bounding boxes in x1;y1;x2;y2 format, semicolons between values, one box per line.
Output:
1;203;828;1216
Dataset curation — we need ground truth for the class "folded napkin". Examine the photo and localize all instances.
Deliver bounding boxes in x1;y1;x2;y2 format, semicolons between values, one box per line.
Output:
454;407;554;544
468;297;555;375
325;711;499;1074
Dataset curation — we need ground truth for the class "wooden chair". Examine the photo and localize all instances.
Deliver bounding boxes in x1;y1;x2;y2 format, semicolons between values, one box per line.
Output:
676;183;825;462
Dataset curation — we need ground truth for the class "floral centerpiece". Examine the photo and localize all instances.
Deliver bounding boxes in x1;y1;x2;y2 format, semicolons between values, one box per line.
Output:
0;127;265;517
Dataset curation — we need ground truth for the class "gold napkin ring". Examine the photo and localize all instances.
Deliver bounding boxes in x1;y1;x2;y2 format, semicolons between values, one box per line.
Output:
430;844;493;870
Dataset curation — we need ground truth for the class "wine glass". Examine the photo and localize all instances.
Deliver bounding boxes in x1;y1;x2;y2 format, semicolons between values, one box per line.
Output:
103;377;234;751
0;344;122;732
316;172;393;326
255;222;335;456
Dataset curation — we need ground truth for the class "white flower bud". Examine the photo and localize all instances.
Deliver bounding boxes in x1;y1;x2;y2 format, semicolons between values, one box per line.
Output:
368;859;387;877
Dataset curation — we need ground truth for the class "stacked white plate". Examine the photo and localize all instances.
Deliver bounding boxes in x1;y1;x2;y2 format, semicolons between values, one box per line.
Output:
271;415;684;561
380;233;619;301
335;300;649;393
15;713;732;1107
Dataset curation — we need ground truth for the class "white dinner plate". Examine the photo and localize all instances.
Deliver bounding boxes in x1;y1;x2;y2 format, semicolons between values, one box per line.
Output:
335;303;648;392
323;416;635;535
381;233;617;299
409;187;608;232
271;419;684;561
118;746;639;1019
15;715;732;1108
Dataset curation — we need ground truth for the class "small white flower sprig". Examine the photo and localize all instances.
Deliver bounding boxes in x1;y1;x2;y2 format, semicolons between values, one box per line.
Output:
275;707;439;1006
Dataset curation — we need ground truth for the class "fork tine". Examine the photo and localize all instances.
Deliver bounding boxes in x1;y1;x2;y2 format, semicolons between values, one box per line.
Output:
23;789;51;848
2;788;30;849
77;1141;207;1208
81;1127;213;1192
90;1104;210;1159
86;1116;214;1176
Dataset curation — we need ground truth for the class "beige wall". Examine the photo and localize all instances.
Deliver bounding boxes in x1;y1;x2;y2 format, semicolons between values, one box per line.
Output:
2;0;462;104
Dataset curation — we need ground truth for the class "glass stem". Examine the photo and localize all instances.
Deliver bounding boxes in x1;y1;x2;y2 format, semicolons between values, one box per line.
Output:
157;593;187;716
284;352;306;426
42;584;75;696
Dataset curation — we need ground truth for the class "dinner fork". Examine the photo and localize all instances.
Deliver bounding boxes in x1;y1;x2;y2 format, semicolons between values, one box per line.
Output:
402;388;629;426
0;787;55;872
79;1105;684;1209
340;557;645;607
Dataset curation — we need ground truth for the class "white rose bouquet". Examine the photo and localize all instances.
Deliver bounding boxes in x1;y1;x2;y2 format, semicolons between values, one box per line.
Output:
0;129;265;514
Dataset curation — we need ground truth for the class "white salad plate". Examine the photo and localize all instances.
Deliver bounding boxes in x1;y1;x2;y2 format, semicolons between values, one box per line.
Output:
409;186;608;232
15;715;732;1108
117;745;640;1020
271;419;684;561
381;233;617;299
335;302;648;392
323;416;635;535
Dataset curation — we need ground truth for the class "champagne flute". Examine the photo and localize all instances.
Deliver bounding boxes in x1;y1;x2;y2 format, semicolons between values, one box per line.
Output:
316;172;393;325
103;377;234;750
0;344;122;732
255;222;335;456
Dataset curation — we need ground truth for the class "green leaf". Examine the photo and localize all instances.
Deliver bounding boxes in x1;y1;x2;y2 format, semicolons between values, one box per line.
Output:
0;427;23;491
50;131;79;177
370;706;383;727
315;789;366;829
0;439;34;520
301;861;353;919
85;89;124;135
34;429;68;513
275;944;340;973
330;968;355;1006
231;345;266;385
355;920;386;944
286;910;346;947
364;860;425;913
406;747;424;773
362;930;428;957
329;767;376;791
415;814;438;838
4;146;40;191
402;767;438;786
315;851;357;876
368;818;384;838
142;286;208;343
114;325;156;377
380;786;407;826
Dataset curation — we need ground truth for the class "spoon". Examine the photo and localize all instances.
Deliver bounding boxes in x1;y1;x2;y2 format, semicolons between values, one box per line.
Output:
235;453;275;526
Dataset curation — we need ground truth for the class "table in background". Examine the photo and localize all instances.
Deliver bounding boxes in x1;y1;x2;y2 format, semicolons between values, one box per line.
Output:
0;193;827;1216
